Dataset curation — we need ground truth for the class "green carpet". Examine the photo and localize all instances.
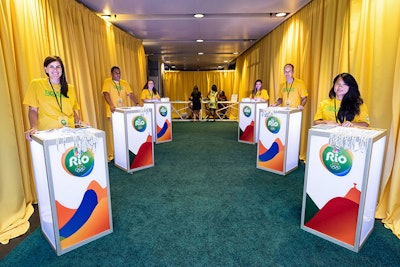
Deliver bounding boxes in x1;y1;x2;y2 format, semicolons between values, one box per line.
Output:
2;122;399;266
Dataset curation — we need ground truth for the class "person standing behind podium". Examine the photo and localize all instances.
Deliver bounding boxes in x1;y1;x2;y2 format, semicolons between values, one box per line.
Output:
102;66;139;161
189;85;202;121
271;64;308;110
141;79;161;104
314;73;369;127
102;66;139;118
208;84;219;121
23;56;84;141
249;79;269;103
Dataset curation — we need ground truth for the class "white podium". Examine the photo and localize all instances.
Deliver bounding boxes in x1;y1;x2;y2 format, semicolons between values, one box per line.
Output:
112;107;154;173
300;125;386;252
256;107;302;175
30;127;113;256
238;101;268;144
144;101;172;143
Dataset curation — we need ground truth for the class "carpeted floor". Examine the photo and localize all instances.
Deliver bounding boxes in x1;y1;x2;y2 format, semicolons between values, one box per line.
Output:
2;122;399;266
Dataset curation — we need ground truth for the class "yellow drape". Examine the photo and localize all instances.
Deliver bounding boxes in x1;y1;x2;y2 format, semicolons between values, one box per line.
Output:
234;0;400;237
2;0;400;243
163;70;236;101
0;0;146;244
161;0;400;237
163;70;237;119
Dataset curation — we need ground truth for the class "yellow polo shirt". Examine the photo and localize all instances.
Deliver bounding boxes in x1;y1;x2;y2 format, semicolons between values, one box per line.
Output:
314;98;370;125
23;78;80;130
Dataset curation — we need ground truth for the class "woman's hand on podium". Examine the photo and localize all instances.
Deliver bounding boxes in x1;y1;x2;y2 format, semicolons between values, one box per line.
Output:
75;120;90;128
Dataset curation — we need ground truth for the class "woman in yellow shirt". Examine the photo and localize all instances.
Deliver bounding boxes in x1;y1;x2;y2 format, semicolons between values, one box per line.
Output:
249;79;269;103
314;73;369;127
23;56;84;141
141;79;161;103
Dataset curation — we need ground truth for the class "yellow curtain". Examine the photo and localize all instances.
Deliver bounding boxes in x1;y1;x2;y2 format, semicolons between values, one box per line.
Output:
375;34;400;237
163;70;237;118
163;70;235;101
0;0;146;244
234;0;400;237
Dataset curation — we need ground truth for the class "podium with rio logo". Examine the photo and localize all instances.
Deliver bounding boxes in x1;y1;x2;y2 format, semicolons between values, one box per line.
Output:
144;100;172;143
113;107;154;172
256;107;302;175
301;125;386;252
238;100;268;144
30;127;113;255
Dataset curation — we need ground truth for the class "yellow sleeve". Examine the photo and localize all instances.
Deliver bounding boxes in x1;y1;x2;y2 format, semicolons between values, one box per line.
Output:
353;103;370;125
23;79;41;108
102;78;112;93
261;89;269;101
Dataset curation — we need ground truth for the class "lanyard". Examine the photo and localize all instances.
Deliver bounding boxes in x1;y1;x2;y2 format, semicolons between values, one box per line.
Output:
49;79;63;113
334;98;338;123
285;81;293;99
113;81;122;96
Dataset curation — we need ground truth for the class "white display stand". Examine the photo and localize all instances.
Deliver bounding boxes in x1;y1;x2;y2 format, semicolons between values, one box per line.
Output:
301;125;386;252
256;107;302;175
144;101;172;143
238;101;268;144
30;127;113;256
112;107;154;173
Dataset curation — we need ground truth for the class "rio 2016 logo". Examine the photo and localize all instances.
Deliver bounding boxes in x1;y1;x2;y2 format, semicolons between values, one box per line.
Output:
62;148;94;177
266;116;280;134
243;106;251;117
159;106;168;117
133;116;147;132
320;144;353;176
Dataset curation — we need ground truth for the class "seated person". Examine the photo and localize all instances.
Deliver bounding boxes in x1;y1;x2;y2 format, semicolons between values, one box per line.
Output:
218;90;228;118
314;73;369;127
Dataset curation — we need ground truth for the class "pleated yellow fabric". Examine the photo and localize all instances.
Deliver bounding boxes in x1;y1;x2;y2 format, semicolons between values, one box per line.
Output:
1;0;400;244
0;0;146;244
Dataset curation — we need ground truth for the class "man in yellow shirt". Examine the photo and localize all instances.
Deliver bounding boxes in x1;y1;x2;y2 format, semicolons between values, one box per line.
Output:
271;64;308;110
102;66;139;118
102;66;139;161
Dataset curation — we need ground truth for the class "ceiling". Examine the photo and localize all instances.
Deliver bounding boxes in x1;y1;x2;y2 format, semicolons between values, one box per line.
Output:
77;0;311;71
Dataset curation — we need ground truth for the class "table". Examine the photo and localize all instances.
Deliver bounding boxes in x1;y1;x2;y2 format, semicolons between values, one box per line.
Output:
171;101;192;120
300;125;386;252
256;107;302;175
30;127;113;255
144;101;172;143
112;107;154;173
238;101;269;143
202;100;238;120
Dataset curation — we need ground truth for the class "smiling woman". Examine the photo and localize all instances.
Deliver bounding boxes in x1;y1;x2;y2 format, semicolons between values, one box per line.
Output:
23;56;84;141
313;73;370;128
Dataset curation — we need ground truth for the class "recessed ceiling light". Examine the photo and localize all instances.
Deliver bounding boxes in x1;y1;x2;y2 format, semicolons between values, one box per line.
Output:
198;52;204;55
101;14;111;19
275;12;288;17
196;39;204;43
194;13;205;18
233;52;239;55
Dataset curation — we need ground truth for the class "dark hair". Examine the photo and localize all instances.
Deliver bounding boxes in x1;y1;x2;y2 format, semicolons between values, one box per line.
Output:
192;85;199;94
211;84;217;92
329;73;364;123
44;56;69;97
252;79;263;97
111;66;120;73
145;79;158;95
284;63;294;71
